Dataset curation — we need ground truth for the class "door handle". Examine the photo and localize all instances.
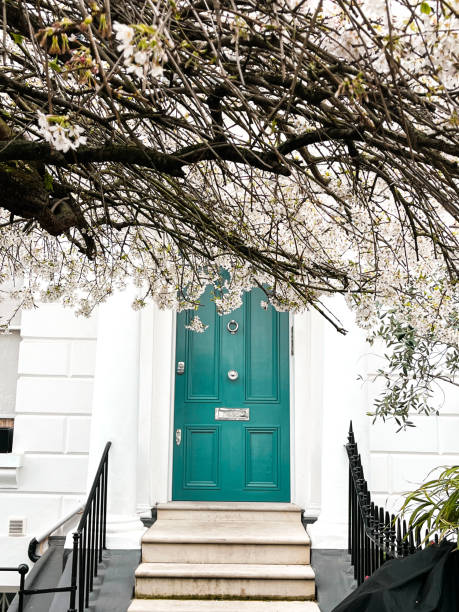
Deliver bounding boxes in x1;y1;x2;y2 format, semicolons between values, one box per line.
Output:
227;320;239;334
228;370;239;381
175;429;182;446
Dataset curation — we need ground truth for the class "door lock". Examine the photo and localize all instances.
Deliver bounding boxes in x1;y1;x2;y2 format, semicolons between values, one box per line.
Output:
177;361;185;375
175;429;182;446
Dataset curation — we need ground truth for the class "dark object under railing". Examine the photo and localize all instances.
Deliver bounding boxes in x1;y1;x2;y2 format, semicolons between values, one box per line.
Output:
5;441;111;612
346;423;424;585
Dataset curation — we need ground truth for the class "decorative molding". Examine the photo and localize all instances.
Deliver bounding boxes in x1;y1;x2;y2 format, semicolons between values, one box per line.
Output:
147;306;175;504
0;453;23;489
304;501;322;519
105;513;146;549
291;310;324;512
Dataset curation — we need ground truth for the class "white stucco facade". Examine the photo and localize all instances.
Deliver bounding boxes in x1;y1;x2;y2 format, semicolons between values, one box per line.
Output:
1;291;459;589
0;305;95;587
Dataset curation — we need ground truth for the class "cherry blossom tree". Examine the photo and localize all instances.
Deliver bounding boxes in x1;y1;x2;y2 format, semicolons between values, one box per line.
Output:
0;0;458;419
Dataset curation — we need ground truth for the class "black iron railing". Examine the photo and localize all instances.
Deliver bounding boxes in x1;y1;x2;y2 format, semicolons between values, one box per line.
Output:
0;560;76;611
346;423;423;585
71;441;111;612
2;442;111;612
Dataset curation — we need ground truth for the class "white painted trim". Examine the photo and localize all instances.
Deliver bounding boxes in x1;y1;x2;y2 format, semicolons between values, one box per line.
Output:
136;304;155;515
304;309;325;518
36;502;84;543
144;304;327;510
291;309;325;516
167;313;177;501
159;308;317;507
289;312;296;504
0;453;23;489
146;305;175;506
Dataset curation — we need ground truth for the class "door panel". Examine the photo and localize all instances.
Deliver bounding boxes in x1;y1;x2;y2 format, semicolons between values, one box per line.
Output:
245;427;279;489
245;291;279;402
173;286;290;502
184;426;220;489
185;308;221;401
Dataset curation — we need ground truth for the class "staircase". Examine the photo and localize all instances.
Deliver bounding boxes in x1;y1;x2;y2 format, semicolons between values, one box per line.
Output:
128;502;319;611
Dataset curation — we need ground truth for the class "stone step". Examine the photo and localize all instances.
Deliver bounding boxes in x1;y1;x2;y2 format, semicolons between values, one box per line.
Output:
128;599;321;611
134;563;315;600
156;502;302;523
142;520;310;565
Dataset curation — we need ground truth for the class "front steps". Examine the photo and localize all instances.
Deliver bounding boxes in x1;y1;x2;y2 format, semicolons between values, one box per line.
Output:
129;601;320;611
128;502;319;611
135;562;315;599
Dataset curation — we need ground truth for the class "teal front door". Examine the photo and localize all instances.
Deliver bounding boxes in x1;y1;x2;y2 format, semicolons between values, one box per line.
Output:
172;286;290;502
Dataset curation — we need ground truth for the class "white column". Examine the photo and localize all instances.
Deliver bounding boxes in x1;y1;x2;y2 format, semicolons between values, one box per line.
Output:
149;306;175;504
88;288;146;549
308;295;370;549
291;310;324;517
136;305;155;516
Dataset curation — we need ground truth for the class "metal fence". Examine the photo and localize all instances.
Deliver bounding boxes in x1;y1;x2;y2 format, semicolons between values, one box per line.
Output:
1;441;111;612
346;423;426;585
0;592;15;612
72;441;111;611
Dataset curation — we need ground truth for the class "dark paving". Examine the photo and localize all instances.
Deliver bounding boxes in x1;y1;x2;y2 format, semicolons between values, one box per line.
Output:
311;549;357;612
7;537;68;612
40;548;140;612
88;549;140;612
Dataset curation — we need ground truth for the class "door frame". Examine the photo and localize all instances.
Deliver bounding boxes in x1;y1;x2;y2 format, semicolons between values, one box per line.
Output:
171;296;291;503
138;304;324;514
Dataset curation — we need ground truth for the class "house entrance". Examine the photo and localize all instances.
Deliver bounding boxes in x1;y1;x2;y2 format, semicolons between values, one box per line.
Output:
172;286;290;501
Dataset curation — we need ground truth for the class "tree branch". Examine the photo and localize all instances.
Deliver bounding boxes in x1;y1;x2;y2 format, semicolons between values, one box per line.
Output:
0;139;293;176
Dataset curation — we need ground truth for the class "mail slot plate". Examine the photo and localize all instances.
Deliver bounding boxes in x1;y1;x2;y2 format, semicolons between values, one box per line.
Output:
215;407;250;421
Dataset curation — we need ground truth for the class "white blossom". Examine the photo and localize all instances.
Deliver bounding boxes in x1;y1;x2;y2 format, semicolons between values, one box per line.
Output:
0;0;458;356
36;112;87;152
185;315;208;333
113;21;166;80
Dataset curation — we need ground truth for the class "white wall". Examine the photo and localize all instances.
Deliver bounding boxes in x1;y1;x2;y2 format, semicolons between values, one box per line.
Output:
368;381;459;514
2;291;458;580
0;305;96;587
307;295;459;549
306;296;370;549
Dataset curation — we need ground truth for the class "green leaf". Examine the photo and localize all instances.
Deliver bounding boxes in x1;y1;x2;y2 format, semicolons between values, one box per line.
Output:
49;58;61;73
44;173;54;192
11;32;24;45
420;2;432;15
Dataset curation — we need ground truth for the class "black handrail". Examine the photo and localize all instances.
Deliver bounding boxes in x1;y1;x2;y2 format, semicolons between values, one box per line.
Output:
71;441;111;612
0;563;77;611
346;423;422;585
3;442;111;612
0;566;29;612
